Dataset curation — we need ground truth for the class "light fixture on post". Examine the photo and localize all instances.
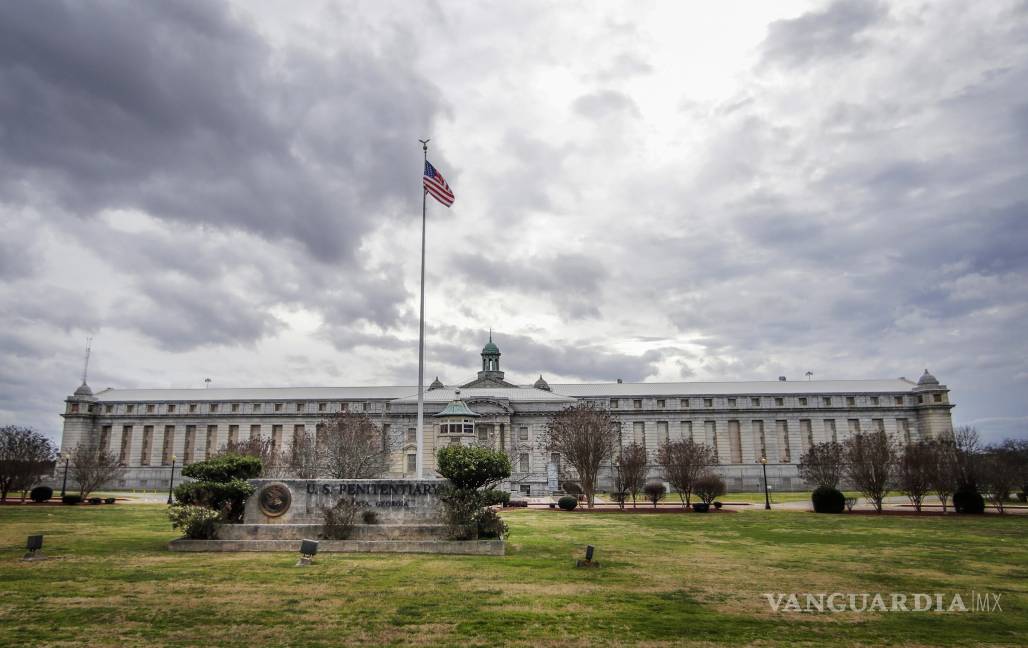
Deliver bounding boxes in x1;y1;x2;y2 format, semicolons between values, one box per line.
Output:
757;456;771;510
296;539;319;566
167;455;177;505
576;544;599;568
23;535;46;561
60;452;71;499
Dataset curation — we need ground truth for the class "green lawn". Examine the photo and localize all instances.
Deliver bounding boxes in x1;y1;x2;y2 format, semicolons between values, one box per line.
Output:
1;505;1025;647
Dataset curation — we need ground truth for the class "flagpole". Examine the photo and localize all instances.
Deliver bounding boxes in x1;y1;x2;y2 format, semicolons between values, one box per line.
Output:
416;138;429;479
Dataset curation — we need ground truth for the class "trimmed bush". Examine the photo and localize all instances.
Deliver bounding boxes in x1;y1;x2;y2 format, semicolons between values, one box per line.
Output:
694;473;726;505
714;501;723;510
61;494;82;505
953;486;985;514
168;504;221;539
476;508;508;539
322;498;363;540
180;454;261;483
693;503;710;513
173;479;255;522
557;495;578;510
561;481;583;495
506;499;528;508
30;486;53;503
88;497;102;505
643;482;666;507
482;488;511;506
436;445;511;491
104;497;116;504
811;486;846;513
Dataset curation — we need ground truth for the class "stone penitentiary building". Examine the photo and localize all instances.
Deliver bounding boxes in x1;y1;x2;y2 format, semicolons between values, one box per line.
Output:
60;336;955;494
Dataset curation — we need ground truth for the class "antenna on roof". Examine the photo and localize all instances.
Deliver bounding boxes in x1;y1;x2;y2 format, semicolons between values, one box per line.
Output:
805;371;813;381
81;336;93;384
204;378;212;389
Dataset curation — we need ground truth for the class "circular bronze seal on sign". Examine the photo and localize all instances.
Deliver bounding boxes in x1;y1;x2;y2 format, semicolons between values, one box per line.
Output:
258;483;292;517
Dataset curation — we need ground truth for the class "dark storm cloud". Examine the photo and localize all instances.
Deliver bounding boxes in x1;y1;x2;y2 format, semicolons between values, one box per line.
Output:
450;251;608;319
761;0;887;68
0;0;445;264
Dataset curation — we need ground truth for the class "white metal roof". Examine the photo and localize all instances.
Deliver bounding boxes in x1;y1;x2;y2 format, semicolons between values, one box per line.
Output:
548;379;918;397
89;378;918;402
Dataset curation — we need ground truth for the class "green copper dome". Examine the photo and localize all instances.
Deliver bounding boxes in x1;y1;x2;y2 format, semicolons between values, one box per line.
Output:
482;330;500;356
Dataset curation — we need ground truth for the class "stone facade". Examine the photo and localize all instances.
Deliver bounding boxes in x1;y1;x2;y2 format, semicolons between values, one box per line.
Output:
59;340;955;493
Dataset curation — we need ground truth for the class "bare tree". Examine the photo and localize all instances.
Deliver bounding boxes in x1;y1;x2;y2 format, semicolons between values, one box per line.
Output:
693;472;726;505
656;438;717;506
979;442;1023;514
219;436;287;477
0;426;57;502
69;443;125;499
319;411;392;479
952;426;982;490
539;403;618;508
287;429;320;479
843;429;897;513
797;441;845;489
897;441;933;512
617;443;648;508
926;438;959;512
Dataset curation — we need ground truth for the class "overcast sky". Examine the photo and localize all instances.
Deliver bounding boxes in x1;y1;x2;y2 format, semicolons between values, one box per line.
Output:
2;1;1026;444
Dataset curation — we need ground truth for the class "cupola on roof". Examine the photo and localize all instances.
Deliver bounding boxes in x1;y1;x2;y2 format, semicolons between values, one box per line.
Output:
917;369;940;386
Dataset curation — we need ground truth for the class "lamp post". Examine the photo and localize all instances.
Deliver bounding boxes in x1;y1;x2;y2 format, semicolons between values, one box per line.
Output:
60;452;71;498
167;455;177;505
758;456;771;510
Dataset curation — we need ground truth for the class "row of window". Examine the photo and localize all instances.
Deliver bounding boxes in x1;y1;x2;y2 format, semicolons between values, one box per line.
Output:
87;400;383;416
607;394;942;409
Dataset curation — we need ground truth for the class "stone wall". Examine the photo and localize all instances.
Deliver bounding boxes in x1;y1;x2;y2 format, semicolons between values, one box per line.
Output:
243;479;445;525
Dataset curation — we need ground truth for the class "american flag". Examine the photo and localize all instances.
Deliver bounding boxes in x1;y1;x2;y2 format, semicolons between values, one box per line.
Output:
423;161;455;207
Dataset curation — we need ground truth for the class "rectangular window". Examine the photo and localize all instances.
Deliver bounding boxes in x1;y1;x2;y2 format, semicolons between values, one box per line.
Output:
519;426;529;441
681;399;690;408
293;424;306;448
140;426;152;465
550;452;560;466
872;418;884;433
105;404;114;414
848;419;860;436
633;399;642;409
119;426;131;464
846;397;855;407
477;426;488;442
407;427;416;444
776;420;790;463
271;425;283;453
728;398;737;407
316;423;326;450
228;425;239;446
340;402;348;412
406;454;417;473
99;426;112;452
823;397;831;407
898;418;911;443
183;425;195;464
253;404;262;413
751;397;760;407
933;393;943;403
611;399;619;408
296;402;304;412
633;421;645;447
895;396;903;406
657;399;665;408
752;421;766;459
871;396;880;406
657;421;669;445
147;404;155;413
519;453;530;473
209;403;218;413
250;424;261;440
775;398;784;407
318;402;326;412
274;403;283;412
520;484;531;495
206;425;217;459
126;404;135;413
189;404;197;413
800;419;812;454
798;397;807;406
381;424;391;451
728;420;742;463
162;425;174;465
703;398;713;408
705;421;717;460
824;419;837;443
231;403;240;413
167;404;176;414
680;420;693;441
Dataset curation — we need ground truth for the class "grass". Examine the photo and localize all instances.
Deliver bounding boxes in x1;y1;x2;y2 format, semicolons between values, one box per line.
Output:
1;505;1025;647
